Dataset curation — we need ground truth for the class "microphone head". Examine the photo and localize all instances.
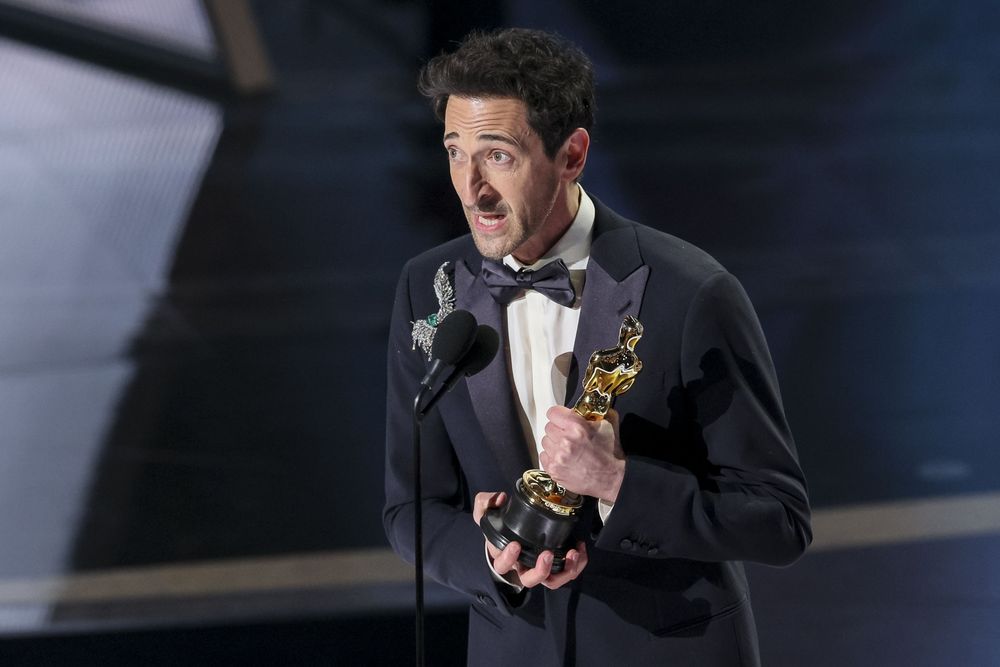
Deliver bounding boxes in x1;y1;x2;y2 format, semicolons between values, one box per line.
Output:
462;325;500;377
431;310;478;365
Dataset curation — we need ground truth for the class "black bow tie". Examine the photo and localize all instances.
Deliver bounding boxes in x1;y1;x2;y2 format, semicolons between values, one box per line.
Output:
480;258;576;307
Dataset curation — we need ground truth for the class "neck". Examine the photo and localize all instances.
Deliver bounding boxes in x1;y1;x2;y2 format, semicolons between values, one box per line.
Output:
512;183;581;265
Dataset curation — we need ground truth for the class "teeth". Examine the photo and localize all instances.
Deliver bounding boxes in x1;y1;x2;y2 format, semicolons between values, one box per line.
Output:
478;216;502;227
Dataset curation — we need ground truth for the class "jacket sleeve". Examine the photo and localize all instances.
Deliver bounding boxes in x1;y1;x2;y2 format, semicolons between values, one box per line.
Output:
382;262;528;614
595;271;812;566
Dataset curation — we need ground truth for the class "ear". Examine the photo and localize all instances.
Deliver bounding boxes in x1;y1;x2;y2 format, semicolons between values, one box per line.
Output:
562;128;590;182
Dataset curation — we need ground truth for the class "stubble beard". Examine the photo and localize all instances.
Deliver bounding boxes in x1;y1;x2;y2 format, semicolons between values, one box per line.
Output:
467;212;529;260
466;184;561;262
464;199;524;260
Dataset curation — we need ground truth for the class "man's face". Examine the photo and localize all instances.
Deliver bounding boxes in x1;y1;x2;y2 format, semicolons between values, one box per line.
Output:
443;96;563;261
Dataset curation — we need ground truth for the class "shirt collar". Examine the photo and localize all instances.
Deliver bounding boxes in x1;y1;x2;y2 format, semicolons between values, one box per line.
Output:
503;184;595;272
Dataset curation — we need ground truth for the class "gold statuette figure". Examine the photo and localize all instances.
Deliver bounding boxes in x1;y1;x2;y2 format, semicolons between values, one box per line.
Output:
573;315;644;420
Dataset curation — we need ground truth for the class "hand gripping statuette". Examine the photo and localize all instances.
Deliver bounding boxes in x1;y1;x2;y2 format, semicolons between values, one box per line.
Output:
481;315;644;573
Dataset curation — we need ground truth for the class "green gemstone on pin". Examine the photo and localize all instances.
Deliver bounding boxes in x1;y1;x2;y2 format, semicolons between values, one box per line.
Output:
426;313;438;327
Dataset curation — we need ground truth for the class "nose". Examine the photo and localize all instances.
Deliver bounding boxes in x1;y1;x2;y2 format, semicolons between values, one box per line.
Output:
459;162;492;208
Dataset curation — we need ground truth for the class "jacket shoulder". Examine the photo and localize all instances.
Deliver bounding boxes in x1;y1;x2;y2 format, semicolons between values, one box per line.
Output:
592;196;727;291
634;224;727;285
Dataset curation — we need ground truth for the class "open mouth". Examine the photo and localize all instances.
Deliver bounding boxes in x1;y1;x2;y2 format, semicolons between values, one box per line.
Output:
476;214;507;227
474;213;507;230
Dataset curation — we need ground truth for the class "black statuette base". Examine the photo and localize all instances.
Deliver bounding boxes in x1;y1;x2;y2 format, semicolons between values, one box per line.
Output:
479;480;579;574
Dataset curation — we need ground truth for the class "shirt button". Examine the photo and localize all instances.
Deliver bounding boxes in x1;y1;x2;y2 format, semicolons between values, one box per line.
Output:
647;547;659;556
620;538;632;550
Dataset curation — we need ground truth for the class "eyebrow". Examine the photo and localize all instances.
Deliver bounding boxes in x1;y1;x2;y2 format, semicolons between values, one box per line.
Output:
442;131;519;147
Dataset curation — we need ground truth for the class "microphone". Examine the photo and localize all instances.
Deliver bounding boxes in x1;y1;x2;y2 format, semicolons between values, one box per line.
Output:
419;310;477;390
438;324;499;394
418;324;499;418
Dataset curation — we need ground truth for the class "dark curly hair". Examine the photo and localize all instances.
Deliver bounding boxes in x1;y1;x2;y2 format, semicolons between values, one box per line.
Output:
418;28;596;159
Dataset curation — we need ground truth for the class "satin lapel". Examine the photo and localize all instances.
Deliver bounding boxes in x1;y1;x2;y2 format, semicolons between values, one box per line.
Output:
566;259;650;407
454;258;533;482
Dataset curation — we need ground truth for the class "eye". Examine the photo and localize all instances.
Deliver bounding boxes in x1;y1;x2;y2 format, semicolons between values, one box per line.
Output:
488;150;511;165
446;146;460;160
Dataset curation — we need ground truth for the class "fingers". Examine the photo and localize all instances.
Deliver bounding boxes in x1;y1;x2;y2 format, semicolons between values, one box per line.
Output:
540;418;579;460
544;407;601;459
538;449;551;469
517;543;589;589
542;543;588;589
547;405;619;430
515;550;554;588
472;491;506;524
545;404;576;425
545;405;591;435
491;540;523;575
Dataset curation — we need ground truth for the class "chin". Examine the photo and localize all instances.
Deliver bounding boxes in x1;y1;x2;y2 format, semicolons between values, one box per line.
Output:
469;234;509;260
473;243;508;261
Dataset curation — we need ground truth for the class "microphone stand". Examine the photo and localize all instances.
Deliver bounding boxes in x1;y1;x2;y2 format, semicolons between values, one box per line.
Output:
410;364;466;667
411;385;431;667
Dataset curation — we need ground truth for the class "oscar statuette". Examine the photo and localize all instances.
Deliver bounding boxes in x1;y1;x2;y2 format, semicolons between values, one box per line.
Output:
480;315;644;573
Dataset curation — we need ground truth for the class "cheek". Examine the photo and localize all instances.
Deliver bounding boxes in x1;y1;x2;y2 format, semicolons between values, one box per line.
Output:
520;176;549;207
448;167;462;191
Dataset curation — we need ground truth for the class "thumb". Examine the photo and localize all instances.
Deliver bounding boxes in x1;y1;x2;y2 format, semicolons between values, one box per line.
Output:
473;491;506;523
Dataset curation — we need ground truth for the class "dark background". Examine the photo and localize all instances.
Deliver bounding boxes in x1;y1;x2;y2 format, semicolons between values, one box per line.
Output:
0;1;998;664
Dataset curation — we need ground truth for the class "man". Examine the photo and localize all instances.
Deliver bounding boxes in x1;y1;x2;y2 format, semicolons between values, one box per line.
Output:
384;28;811;666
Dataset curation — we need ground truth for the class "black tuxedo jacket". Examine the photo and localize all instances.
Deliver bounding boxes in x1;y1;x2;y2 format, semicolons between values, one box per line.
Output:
384;197;811;666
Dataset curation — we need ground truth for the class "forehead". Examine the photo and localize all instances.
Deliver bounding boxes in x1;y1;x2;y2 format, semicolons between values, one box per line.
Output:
443;96;532;140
